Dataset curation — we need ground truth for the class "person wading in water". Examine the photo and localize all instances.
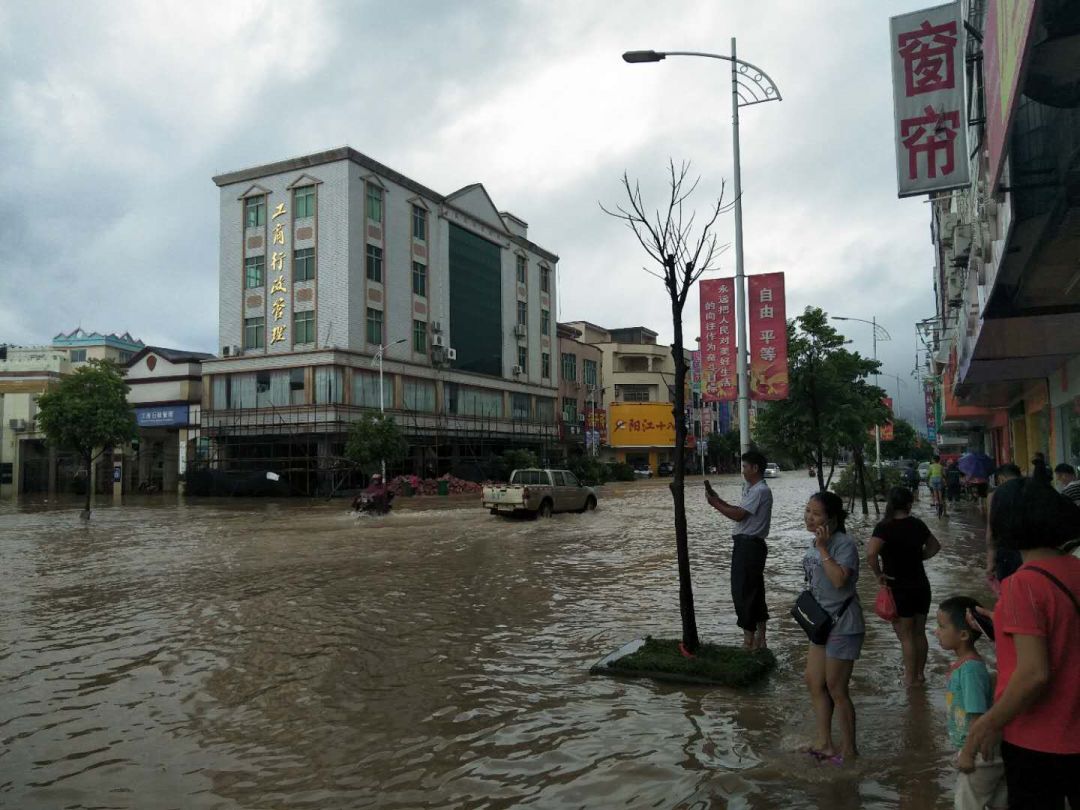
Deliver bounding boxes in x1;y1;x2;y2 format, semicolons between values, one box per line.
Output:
706;450;773;650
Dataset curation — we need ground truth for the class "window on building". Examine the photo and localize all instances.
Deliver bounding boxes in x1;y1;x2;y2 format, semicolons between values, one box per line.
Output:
512;392;531;420
69;349;87;362
293;247;315;282
583;358;598;387
366;244;383;283
211;375;229;409
516;254;527;284
245;255;265;288
562;397;578;423
314;366;343;404
403;378;436;412
541;309;550;336
541;352;551;379
561;352;577;382
290;367;306;405
540;266;551;293
366;184;383;223
353;369;392;409
294;310;315;345
244;195;265;228
537;397;555;423
457;386;503;417
412;261;426;297
412;204;426;240
118;350;133;363
366;308;383;345
517;345;527;370
443;381;458;415
413;319;427;353
294;186;315;218
244;316;265;350
517;301;527;326
618;384;652;402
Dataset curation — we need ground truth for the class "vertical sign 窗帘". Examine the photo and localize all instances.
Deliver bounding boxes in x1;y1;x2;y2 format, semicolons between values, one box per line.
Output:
699;278;737;402
889;3;970;197
748;273;789;400
925;383;938;442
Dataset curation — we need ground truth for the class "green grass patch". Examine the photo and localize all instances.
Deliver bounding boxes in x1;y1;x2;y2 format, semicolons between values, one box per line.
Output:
595;636;776;687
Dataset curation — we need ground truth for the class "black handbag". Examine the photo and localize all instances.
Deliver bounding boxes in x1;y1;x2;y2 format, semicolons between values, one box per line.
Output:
791;563;854;644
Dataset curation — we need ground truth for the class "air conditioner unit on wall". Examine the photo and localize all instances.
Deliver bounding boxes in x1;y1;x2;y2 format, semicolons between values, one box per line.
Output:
431;321;443;332
432;334;446;347
221;346;230;357
446;348;457;361
514;324;527;338
231;345;241;356
9;419;27;431
512;365;523;376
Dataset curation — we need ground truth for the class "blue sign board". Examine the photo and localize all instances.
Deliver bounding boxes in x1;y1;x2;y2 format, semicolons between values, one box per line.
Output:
136;405;189;427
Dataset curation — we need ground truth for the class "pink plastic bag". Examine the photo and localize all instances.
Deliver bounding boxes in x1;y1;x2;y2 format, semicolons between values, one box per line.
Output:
874;586;898;622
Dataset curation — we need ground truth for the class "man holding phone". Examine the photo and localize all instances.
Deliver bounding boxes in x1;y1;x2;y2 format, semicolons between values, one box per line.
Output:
706;450;774;650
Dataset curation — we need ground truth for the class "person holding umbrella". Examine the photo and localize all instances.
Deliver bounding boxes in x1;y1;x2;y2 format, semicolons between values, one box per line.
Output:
959;450;995;514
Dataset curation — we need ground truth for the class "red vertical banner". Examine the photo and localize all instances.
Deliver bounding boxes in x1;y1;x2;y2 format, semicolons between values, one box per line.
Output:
748;273;789;399
699;278;737;401
881;397;895;441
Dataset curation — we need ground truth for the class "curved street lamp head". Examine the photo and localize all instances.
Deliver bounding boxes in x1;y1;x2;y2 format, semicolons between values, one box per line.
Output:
622;50;666;63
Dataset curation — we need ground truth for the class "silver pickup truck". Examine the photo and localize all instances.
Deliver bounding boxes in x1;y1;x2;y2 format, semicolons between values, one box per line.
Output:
481;468;598;517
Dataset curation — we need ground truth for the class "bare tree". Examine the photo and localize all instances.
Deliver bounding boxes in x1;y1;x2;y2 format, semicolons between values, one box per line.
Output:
602;160;732;654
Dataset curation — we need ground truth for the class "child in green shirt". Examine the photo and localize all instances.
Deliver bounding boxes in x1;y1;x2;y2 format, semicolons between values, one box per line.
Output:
934;596;1007;810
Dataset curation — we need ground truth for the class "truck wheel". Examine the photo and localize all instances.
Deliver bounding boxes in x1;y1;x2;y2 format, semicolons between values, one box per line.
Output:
584;496;597;512
537;500;553;518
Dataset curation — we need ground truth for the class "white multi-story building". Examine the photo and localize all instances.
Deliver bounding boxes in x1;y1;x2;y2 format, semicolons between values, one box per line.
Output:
200;147;561;492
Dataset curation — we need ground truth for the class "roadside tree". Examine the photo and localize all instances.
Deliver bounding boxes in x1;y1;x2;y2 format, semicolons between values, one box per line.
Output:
345;413;406;477
754;308;888;495
36;360;137;518
603;160;732;654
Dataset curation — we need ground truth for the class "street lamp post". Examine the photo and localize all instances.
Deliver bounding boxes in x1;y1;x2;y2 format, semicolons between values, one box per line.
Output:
372;338;407;480
623;41;781;455
831;315;892;480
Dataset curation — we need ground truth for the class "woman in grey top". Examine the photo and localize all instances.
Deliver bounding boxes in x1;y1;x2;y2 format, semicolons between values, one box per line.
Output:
801;491;865;765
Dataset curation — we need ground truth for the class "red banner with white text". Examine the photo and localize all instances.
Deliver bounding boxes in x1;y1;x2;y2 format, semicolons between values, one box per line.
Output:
748;273;789;400
699;278;737;401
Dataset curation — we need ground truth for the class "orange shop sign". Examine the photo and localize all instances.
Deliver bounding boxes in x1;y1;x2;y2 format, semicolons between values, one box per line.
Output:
609;403;676;448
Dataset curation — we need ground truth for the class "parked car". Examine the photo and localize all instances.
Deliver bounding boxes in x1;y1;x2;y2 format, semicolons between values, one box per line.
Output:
633;464;653;479
657;461;674;477
481;468;598;517
764;462;781;479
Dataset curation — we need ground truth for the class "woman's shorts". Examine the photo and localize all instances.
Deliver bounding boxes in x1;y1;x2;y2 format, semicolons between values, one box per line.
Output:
891;583;932;618
816;632;864;661
928;477;944;491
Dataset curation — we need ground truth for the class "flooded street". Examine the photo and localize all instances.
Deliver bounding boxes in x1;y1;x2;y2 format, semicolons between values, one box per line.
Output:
1;475;992;809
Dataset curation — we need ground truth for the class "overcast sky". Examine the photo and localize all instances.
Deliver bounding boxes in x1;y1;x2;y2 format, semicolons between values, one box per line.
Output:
0;0;939;426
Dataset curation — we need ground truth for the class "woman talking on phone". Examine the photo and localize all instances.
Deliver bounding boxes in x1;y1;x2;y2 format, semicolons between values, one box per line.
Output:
799;491;865;765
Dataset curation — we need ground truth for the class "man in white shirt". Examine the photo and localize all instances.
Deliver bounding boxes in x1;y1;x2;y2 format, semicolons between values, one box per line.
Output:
1054;463;1080;504
706;450;774;650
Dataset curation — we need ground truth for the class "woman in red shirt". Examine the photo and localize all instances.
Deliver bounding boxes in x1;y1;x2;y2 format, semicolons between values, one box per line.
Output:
963;478;1080;809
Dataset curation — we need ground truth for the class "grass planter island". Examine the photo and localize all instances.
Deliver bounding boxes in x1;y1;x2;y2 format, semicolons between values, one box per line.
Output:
591;637;776;687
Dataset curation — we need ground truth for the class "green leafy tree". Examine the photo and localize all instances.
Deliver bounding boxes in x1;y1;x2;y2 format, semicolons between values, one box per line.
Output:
754;308;889;493
344;413;406;476
882;418;919;460
603;160;732;654
706;430;740;472
36;360;137;516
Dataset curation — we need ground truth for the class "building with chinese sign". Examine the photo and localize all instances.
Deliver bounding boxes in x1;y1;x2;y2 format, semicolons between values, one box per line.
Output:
1;328;148;500
562;321;702;472
200;147;562;492
122;346;213;494
556;323;603;453
903;0;1080;473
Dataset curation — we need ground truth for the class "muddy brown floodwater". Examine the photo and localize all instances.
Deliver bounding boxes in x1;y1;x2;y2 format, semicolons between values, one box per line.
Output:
1;475;994;809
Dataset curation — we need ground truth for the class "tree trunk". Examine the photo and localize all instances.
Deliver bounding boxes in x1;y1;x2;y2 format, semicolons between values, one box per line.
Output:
670;292;700;653
854;447;870;516
809;348;825;492
83;450;93;518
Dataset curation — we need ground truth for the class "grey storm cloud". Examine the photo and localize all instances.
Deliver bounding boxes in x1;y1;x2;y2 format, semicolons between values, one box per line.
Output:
0;0;939;425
